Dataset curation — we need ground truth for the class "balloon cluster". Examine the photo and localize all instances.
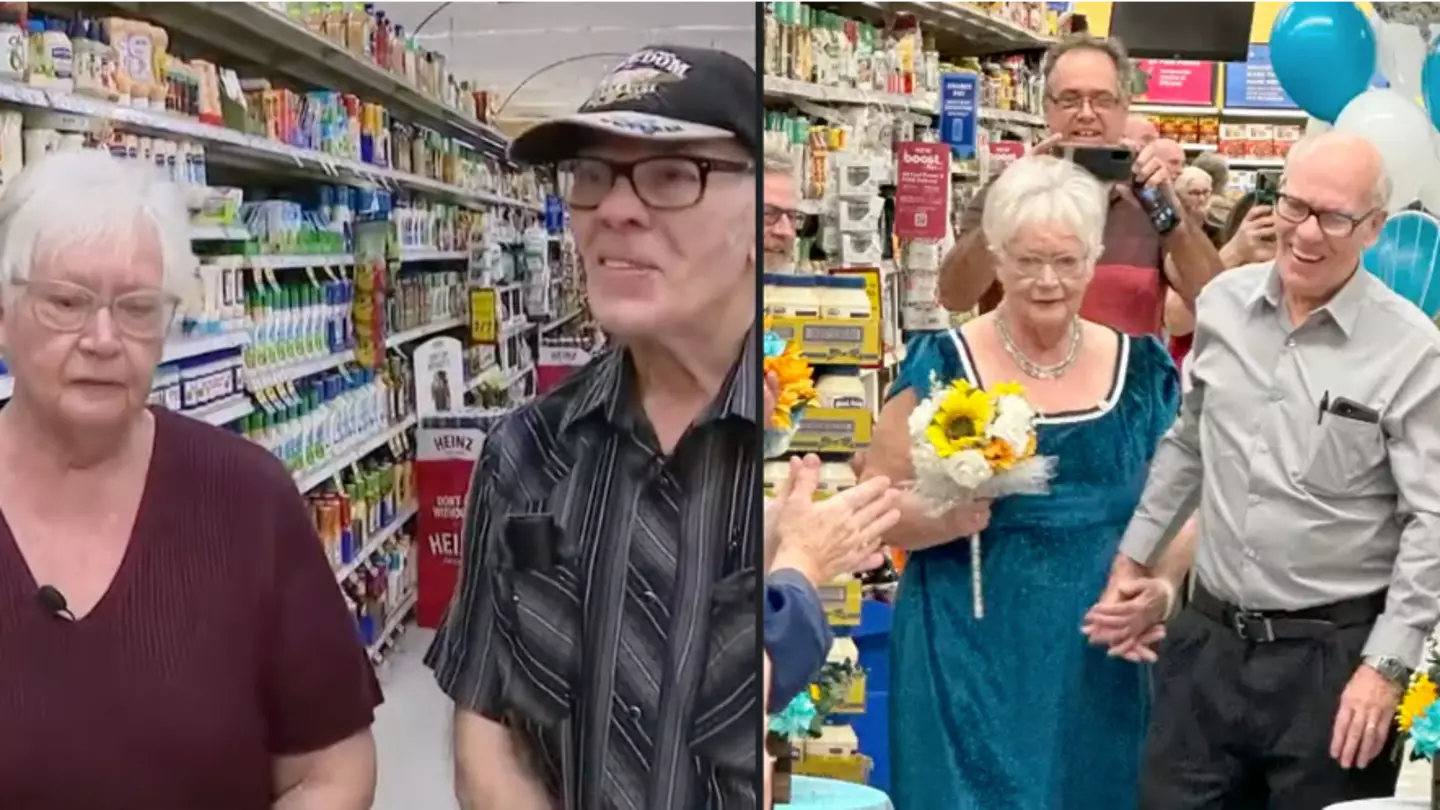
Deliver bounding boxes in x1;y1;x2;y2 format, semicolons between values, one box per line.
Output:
1271;1;1440;315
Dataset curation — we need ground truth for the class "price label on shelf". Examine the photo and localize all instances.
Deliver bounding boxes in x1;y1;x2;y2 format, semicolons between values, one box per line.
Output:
470;288;499;345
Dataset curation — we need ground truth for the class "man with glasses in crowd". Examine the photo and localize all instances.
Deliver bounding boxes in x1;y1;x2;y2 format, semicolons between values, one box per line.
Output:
939;34;1222;337
423;46;763;810
763;149;802;272
1094;130;1440;807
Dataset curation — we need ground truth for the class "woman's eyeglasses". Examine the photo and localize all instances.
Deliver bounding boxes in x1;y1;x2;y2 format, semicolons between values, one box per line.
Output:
10;278;179;339
557;155;754;211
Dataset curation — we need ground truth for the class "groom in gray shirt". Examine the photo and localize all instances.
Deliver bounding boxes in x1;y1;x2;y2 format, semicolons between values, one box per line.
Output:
1098;131;1440;808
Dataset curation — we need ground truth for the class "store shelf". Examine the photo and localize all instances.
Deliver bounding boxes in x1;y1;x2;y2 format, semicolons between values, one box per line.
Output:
1229;157;1286;168
1183;143;1218;152
367;589;418;662
763;76;1044;129
0;80;539;212
980;108;1044;127
191;224;252;241
95;1;510;157
246;349;356;391
162;329;250;363
398;249;468;262
334;504;418;583
1132;103;1221;115
183;394;254;426
838;1;1054;55
1221;108;1310;120
384;317;466;349
764;76;934;113
294;413;418;493
246;253;354;270
538;309;583;336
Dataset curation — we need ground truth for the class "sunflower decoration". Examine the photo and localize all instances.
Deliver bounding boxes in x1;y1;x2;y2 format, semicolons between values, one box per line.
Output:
1400;672;1437;733
925;380;993;458
907;372;1055;619
762;318;818;458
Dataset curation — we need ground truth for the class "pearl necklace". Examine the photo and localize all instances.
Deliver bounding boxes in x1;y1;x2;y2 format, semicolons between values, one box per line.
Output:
995;314;1082;380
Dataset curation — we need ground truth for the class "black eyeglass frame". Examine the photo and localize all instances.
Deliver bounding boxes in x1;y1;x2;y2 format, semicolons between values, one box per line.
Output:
1273;192;1382;239
557;155;755;211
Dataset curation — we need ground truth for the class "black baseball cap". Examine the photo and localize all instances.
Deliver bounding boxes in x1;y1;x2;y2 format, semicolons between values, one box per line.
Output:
508;45;758;165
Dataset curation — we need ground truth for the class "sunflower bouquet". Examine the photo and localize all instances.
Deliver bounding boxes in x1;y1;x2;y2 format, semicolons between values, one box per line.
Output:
909;373;1055;618
763;321;818;458
1394;641;1440;809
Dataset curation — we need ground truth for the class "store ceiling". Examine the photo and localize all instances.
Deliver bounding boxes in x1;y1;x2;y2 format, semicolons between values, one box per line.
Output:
378;2;755;121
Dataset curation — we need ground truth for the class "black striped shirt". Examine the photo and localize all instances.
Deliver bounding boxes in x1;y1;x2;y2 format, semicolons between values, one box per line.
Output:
426;331;760;809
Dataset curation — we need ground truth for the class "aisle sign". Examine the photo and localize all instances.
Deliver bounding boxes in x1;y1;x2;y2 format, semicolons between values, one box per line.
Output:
938;72;979;159
536;343;593;395
470;288;498;345
894;142;950;240
1131;59;1215;106
1223;45;1297;109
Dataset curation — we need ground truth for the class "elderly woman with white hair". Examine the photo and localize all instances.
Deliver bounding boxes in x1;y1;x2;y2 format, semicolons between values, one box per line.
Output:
866;156;1184;810
0;151;379;809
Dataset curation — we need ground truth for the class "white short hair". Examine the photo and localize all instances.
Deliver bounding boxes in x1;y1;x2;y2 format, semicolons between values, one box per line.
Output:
1177;166;1212;192
1286;132;1393;210
982;155;1108;259
0;150;194;305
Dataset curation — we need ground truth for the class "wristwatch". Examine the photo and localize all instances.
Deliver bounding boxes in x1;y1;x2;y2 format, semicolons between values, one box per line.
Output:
1364;655;1412;687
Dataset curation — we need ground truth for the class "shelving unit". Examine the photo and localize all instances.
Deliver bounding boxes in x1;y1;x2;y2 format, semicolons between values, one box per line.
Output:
0;2;584;667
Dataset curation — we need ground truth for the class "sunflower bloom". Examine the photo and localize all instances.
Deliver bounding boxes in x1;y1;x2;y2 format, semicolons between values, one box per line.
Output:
926;381;993;458
1401;673;1438;732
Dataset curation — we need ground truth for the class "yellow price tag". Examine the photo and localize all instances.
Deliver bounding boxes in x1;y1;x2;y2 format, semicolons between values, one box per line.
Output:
470;288;499;345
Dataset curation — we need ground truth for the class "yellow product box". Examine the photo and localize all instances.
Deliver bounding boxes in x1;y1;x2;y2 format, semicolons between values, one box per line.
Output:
833;671;868;715
767;314;881;366
790;407;873;453
795;753;872;785
818;577;862;626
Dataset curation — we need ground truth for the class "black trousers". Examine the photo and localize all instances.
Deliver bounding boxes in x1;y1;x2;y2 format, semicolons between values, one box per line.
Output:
1139;590;1403;810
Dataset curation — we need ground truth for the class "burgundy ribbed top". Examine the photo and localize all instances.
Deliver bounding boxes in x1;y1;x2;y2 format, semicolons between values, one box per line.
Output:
0;408;382;809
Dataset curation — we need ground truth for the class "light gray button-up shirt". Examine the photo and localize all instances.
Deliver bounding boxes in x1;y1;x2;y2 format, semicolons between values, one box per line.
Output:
1119;262;1440;668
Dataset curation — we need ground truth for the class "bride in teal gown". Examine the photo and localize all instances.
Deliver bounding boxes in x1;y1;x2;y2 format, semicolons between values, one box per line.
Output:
861;155;1182;810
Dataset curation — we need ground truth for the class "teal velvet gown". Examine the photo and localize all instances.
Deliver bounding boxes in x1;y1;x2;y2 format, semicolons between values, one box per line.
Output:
888;327;1180;810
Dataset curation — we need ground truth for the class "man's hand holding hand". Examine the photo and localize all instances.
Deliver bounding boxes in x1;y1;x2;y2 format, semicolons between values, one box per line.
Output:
1331;664;1402;770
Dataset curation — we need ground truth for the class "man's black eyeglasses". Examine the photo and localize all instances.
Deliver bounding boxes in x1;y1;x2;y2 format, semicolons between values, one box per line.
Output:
558;155;754;211
1274;193;1380;239
764;205;800;226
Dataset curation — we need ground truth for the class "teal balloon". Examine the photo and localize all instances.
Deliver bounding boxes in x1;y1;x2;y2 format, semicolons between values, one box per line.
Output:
1364;210;1440;316
1270;2;1377;123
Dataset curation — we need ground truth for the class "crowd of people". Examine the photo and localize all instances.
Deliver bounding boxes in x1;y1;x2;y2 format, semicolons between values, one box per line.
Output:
764;32;1440;810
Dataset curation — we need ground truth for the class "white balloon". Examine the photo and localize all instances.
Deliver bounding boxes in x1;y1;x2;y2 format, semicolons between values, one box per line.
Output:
1334;88;1436;212
1376;20;1429;101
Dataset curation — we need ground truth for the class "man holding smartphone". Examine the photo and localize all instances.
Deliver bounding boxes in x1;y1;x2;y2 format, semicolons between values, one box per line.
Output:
939;34;1222;336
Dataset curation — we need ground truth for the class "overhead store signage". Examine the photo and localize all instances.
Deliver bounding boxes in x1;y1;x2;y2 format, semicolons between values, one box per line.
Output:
894;142;951;241
1131;59;1215;106
939;72;980;159
1223;45;1298;109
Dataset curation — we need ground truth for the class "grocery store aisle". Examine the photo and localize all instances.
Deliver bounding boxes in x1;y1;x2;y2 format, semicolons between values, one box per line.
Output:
372;626;459;810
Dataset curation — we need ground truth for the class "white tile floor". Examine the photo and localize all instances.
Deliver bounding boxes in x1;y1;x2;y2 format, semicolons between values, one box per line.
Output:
372;626;457;810
372;624;1433;805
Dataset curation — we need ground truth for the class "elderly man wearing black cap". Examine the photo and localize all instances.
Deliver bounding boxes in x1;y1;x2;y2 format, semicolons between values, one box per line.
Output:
423;45;760;810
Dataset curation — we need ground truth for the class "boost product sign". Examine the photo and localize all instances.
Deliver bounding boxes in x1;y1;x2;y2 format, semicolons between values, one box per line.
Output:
894;143;951;240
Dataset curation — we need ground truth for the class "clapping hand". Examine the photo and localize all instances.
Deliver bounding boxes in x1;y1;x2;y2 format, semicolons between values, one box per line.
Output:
769;455;902;585
1082;556;1174;663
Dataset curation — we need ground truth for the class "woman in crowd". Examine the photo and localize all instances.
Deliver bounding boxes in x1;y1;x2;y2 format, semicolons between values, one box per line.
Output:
1175;166;1214;223
866;156;1186;810
0;151;380;809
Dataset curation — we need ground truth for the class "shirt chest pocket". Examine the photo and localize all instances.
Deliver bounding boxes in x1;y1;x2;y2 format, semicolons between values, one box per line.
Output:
494;513;582;729
1299;416;1388;497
